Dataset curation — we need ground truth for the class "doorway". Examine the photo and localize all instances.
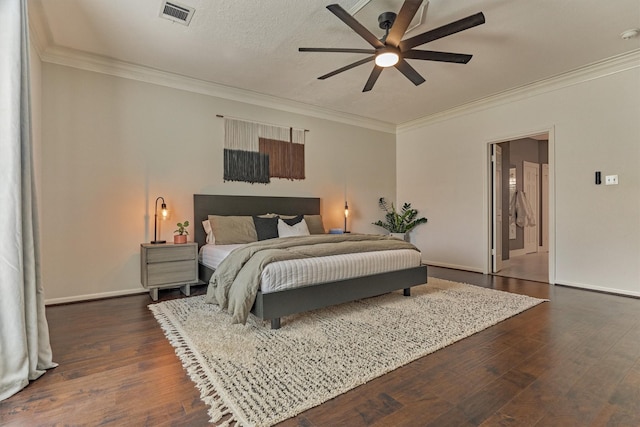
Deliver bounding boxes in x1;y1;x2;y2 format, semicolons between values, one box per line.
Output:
489;132;553;284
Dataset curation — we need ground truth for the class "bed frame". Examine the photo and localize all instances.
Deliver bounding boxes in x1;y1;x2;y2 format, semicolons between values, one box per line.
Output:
194;194;427;329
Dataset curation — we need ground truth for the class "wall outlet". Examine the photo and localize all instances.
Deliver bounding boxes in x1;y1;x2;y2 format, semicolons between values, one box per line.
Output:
605;175;619;185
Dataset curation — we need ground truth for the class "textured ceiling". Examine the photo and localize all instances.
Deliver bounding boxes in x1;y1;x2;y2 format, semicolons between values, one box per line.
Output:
29;0;640;126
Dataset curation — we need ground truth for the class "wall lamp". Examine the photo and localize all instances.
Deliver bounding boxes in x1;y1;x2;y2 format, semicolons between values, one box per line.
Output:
151;196;168;244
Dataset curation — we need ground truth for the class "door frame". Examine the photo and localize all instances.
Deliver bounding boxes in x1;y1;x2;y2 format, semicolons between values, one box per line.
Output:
484;127;555;284
492;145;503;272
541;163;549;252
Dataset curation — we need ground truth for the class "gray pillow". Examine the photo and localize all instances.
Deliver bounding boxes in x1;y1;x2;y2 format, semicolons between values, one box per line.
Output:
304;215;325;234
253;216;279;241
208;215;257;245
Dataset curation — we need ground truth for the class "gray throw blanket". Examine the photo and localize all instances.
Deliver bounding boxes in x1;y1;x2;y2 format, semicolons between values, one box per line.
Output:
205;234;420;324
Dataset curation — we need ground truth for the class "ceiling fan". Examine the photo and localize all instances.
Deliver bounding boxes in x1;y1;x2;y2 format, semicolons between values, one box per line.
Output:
299;1;485;92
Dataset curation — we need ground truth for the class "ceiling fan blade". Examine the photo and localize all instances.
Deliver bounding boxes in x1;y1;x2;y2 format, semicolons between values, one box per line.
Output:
394;58;426;86
403;50;472;63
299;47;376;54
318;56;375;80
386;0;423;47
363;66;383;92
327;4;385;48
399;12;485;51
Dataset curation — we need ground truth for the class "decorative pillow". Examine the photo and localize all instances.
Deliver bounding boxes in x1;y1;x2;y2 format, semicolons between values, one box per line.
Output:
281;214;304;226
277;218;310;237
208;215;258;245
253;216;279;241
304;215;325;234
202;220;215;244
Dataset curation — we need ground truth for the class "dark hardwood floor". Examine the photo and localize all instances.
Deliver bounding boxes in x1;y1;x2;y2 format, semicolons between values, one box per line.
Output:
1;267;639;426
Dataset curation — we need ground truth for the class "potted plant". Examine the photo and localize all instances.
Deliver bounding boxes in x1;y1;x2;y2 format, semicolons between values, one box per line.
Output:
173;220;189;244
372;197;427;241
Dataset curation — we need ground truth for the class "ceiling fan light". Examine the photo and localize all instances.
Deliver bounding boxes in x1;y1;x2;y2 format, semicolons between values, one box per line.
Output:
375;52;399;67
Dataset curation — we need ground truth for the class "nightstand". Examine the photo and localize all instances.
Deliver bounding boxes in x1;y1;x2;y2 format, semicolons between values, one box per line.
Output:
140;242;199;301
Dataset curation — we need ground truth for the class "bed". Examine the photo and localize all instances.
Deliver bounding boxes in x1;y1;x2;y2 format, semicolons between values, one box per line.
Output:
194;194;428;328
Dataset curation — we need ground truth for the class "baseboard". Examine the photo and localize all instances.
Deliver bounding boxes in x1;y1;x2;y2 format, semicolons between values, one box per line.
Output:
45;288;148;305
555;280;640;298
423;260;484;273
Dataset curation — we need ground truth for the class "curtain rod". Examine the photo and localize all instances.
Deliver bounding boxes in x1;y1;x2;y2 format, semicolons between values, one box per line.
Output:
216;114;309;132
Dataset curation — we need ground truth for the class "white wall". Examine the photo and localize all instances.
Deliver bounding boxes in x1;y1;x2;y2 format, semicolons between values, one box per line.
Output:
397;59;640;296
41;63;396;302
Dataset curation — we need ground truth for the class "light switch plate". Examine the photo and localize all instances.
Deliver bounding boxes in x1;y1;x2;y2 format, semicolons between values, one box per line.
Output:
605;175;619;185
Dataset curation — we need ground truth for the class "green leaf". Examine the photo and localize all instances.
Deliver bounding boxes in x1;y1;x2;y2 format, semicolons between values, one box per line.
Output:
372;197;427;233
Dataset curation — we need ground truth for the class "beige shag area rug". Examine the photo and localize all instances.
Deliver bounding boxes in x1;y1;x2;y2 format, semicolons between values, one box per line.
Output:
149;278;546;426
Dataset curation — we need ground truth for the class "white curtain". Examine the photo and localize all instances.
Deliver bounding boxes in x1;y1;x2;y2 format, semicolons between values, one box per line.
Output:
0;0;57;401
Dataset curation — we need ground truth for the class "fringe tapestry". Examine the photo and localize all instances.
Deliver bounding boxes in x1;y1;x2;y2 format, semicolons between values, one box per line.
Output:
224;118;306;183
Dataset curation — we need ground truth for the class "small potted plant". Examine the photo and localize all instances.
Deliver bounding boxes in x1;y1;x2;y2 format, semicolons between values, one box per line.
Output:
372;197;427;241
174;220;189;244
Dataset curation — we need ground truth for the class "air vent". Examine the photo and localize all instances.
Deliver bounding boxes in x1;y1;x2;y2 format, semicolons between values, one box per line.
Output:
159;1;195;26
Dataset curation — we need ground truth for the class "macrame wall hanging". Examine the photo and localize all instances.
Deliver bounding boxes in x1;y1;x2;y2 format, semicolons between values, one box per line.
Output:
221;116;306;184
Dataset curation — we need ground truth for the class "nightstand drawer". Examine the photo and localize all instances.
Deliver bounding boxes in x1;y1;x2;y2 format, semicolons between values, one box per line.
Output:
146;245;195;263
146;260;197;286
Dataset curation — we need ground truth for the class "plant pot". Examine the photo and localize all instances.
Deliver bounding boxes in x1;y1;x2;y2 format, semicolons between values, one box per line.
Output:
389;233;406;241
174;235;187;244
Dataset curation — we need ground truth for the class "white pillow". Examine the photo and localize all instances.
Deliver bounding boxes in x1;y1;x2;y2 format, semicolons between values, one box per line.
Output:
202;220;215;244
277;218;310;237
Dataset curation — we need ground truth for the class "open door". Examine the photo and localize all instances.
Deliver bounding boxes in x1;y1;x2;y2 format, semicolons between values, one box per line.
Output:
492;145;503;272
523;161;540;254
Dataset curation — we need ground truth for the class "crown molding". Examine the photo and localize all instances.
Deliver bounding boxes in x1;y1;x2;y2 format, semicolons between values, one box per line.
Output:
30;32;640;137
397;49;640;134
37;46;396;134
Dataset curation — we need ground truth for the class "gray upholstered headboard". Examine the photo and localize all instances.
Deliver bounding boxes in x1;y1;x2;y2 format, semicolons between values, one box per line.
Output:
193;194;321;249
